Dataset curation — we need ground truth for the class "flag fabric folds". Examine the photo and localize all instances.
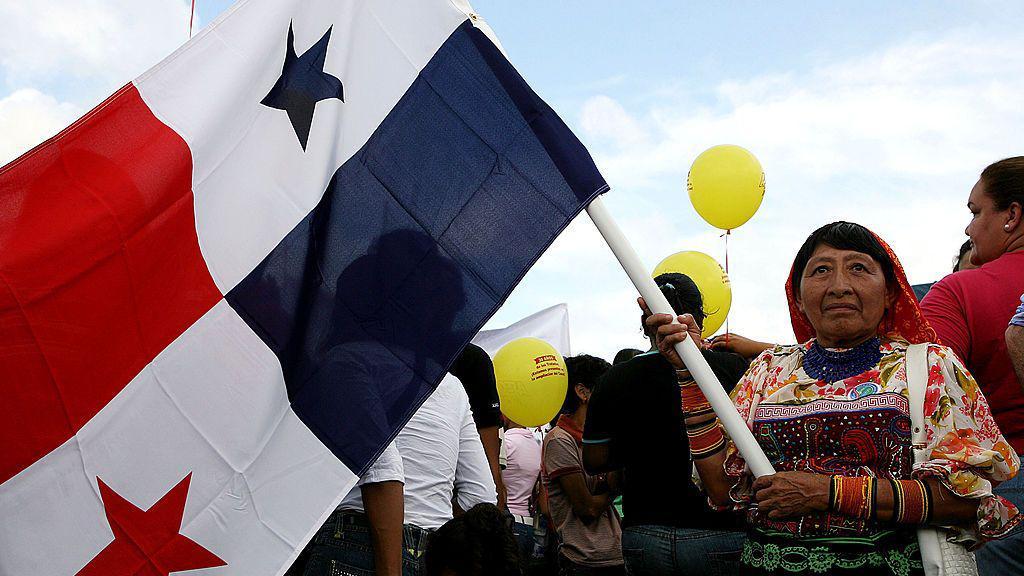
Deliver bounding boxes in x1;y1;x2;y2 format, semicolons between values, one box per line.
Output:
0;1;607;574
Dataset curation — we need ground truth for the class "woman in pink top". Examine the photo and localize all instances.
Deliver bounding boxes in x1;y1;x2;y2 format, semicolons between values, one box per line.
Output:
920;156;1024;574
503;422;542;518
501;417;543;571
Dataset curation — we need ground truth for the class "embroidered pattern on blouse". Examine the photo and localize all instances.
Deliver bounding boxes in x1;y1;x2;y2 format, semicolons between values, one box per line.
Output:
722;338;1021;543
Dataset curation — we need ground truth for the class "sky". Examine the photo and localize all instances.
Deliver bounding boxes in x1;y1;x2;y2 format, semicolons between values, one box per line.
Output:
2;0;1023;361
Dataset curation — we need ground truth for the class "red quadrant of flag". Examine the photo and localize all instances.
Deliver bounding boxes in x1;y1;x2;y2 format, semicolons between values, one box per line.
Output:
0;84;221;484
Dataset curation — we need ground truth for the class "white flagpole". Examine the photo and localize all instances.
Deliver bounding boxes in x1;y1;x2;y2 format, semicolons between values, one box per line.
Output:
586;195;775;478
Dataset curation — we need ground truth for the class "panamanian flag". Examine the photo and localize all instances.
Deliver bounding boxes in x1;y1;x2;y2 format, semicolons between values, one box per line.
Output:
0;1;607;574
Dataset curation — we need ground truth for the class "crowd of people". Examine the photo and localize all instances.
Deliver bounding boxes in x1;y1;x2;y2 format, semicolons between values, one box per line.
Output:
285;157;1024;576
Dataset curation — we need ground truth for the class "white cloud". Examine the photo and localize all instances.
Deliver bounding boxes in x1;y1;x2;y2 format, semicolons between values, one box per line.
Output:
0;0;192;91
0;1;194;164
488;28;1024;361
0;89;81;165
579;95;647;149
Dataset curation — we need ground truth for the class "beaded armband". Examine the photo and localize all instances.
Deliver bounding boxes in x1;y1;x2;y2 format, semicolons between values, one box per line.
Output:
829;476;932;525
829;475;875;520
889;478;931;525
685;418;726;459
678;373;712;418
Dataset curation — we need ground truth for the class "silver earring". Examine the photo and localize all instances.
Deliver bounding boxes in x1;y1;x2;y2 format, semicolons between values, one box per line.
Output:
1005;224;1012;231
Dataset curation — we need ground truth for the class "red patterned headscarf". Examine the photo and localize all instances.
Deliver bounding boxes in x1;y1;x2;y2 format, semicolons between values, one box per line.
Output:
784;226;937;345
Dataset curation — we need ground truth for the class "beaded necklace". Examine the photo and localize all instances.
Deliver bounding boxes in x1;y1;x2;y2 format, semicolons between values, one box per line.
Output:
802;336;882;383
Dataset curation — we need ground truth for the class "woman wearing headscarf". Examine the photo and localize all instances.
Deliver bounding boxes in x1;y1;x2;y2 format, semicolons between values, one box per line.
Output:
919;157;1024;573
648;222;1019;576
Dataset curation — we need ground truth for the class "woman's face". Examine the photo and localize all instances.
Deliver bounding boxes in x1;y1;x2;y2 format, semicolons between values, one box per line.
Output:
966;179;1009;265
796;244;892;348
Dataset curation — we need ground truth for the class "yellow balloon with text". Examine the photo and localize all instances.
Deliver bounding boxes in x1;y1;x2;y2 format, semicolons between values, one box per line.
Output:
687;145;765;230
493;338;568;427
653;251;731;338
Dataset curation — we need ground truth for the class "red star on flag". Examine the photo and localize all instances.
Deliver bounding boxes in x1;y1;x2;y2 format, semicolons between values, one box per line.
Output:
77;473;226;576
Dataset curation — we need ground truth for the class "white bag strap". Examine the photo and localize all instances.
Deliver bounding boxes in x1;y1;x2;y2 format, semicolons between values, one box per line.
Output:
906;343;929;453
907;343;977;576
907;343;942;576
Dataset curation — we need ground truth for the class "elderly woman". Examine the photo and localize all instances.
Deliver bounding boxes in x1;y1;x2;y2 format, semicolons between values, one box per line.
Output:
649;222;1019;576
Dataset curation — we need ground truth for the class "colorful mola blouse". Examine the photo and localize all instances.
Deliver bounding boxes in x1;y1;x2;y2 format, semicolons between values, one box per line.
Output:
721;338;1019;547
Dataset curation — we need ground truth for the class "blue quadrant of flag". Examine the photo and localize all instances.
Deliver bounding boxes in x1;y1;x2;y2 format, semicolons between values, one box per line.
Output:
226;21;607;474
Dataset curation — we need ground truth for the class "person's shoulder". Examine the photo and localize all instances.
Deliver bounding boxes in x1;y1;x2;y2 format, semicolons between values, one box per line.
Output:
427;373;472;413
596;351;671;392
884;338;961;367
926;269;974;300
543;426;575;450
923;342;963;368
753;343;803;363
505;428;534;443
611;350;671;375
449;343;491;377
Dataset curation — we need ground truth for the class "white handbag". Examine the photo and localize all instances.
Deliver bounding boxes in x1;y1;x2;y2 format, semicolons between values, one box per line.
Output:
905;343;979;576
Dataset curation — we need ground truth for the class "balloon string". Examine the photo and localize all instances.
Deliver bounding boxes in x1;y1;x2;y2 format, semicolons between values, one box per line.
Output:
723;229;730;346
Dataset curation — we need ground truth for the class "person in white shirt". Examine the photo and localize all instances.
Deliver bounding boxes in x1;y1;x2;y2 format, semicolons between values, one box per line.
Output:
290;373;495;576
397;373;496;531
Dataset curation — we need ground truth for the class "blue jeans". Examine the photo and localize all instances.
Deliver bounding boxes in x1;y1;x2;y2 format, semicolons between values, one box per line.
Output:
976;470;1024;576
290;510;431;576
621;525;745;576
513;520;551;575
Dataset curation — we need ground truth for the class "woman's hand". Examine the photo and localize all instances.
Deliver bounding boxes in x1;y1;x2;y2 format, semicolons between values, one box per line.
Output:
707;332;775;359
752;472;830;520
640;297;704;370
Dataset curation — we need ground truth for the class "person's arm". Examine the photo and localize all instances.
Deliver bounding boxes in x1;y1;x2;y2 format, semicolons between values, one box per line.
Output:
545;432;616;523
477;425;507;509
350;440;404;576
707;333;775;360
646;310;739;506
450;344;506;508
1007;324;1024;389
360;481;404;576
748;471;978;524
555;472;616;523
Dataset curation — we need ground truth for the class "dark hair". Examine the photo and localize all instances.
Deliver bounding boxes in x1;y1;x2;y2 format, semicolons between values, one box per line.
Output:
425;503;520;576
653;272;707;328
980;157;1024;211
560;354;611;414
613;348;643;365
790;222;896;295
953;240;972;273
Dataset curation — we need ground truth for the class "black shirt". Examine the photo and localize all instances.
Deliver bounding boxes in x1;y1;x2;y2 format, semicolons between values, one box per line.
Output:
449;343;501;429
583;349;749;530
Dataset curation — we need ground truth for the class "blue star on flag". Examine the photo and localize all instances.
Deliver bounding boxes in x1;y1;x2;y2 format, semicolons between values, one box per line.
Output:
261;22;344;151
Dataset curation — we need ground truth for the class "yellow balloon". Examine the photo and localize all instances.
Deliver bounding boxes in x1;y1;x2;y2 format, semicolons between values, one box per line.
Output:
493;338;568;427
687;145;765;230
652;251;731;338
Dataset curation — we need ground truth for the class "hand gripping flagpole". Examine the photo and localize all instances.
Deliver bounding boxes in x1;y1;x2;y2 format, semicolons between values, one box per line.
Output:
586;195;775;478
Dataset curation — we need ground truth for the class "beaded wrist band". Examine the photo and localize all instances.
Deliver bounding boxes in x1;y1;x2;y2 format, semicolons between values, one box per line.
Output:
890;478;931;524
829;476;875;519
686;418;726;459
